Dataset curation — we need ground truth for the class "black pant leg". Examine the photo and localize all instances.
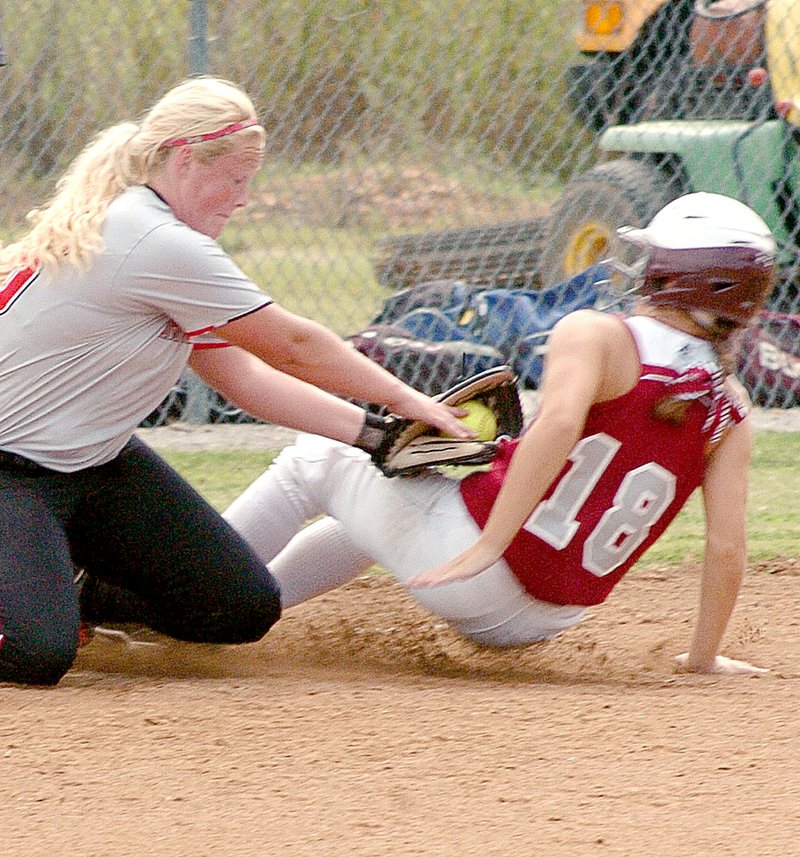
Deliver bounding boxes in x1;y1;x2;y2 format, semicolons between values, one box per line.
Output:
71;438;281;644
0;475;79;685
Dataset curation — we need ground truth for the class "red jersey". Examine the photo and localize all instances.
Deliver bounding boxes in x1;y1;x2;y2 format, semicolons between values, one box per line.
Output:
459;316;747;606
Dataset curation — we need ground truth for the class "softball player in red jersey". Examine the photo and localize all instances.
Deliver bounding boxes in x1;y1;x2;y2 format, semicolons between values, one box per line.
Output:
0;77;468;686
225;193;775;675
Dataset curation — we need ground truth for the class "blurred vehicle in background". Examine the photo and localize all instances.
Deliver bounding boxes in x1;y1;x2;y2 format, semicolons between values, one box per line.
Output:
546;0;799;406
567;0;770;131
373;0;799;408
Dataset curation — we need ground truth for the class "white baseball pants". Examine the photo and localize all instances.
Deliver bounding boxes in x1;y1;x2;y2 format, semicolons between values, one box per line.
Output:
223;434;585;647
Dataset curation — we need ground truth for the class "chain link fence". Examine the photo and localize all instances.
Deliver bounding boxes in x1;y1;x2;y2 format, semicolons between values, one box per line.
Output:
2;0;798;422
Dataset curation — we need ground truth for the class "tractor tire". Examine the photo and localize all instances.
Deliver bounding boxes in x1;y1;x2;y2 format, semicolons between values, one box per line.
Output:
538;158;686;288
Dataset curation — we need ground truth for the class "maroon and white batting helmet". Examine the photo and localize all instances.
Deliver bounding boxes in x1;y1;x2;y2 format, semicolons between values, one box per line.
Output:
618;192;776;326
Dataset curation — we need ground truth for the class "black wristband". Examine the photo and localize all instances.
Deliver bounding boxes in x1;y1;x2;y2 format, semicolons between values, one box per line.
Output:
354;411;389;455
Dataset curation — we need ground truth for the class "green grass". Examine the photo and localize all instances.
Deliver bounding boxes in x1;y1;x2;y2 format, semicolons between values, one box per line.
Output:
163;450;277;514
640;431;800;568
218;156;552;336
164;430;800;570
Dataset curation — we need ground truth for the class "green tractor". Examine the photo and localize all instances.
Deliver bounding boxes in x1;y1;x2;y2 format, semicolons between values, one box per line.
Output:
544;0;800;404
537;116;799;303
544;0;798;305
567;0;769;132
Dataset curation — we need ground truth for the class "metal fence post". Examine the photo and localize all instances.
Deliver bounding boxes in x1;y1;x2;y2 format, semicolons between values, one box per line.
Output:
0;7;8;67
182;370;218;425
188;0;209;76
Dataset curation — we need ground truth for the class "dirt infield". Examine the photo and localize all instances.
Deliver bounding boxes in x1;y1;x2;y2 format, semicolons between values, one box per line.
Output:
2;418;799;857
3;561;800;856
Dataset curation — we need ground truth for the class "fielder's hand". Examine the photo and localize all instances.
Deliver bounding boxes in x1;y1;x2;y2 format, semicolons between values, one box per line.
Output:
355;366;524;477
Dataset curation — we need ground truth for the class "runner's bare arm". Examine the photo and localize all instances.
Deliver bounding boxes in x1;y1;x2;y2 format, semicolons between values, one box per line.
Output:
675;416;768;675
408;312;614;587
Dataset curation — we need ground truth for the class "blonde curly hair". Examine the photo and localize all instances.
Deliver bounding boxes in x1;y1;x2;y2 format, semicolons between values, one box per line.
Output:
0;77;265;276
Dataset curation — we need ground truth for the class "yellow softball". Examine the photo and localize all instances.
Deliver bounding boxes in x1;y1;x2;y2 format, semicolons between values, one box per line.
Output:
443;399;497;441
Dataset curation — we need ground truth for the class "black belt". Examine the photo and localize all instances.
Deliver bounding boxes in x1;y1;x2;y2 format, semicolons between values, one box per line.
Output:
0;448;54;473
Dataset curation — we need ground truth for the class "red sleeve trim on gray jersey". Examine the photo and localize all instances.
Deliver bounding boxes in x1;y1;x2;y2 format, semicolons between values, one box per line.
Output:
183;298;272;337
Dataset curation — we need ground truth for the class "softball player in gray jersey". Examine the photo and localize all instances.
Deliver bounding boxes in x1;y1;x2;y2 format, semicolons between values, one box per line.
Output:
0;77;470;686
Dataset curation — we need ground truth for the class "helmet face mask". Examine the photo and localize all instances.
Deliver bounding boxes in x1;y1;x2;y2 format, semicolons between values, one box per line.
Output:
617;193;776;327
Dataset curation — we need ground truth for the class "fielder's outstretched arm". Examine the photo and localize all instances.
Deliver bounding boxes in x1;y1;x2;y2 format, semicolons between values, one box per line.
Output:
215;303;472;438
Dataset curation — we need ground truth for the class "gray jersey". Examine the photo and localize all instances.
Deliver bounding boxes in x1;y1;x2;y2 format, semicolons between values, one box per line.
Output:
0;186;271;470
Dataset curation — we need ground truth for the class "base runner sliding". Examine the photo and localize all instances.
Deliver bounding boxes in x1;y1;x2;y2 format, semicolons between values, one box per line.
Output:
224;192;775;676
